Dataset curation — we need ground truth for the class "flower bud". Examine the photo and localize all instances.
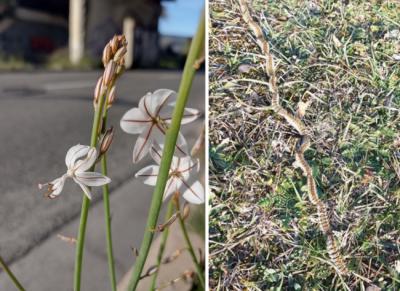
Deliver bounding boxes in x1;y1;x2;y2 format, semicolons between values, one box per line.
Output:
118;35;127;47
93;76;104;106
113;46;127;62
107;85;116;109
102;44;113;67
191;126;205;157
172;191;180;207
182;202;190;220
110;35;119;54
103;60;116;86
118;56;125;67
116;64;125;77
99;126;114;155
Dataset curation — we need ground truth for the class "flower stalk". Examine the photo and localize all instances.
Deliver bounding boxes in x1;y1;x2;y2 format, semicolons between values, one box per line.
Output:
0;255;25;291
73;86;108;291
101;117;117;291
127;10;205;290
74;35;127;291
150;200;175;290
175;200;205;289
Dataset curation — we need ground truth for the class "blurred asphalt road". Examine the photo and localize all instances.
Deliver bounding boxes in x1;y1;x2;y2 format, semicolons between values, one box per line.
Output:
0;71;204;290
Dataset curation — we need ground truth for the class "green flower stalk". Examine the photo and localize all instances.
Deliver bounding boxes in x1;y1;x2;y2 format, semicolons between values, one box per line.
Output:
150;201;175;290
73;86;107;291
0;255;25;291
100;121;117;291
73;35;127;291
175;201;205;288
127;10;205;290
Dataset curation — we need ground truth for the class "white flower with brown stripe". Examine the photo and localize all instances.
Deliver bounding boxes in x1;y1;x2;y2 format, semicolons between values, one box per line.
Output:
120;89;199;163
135;146;204;204
39;144;111;199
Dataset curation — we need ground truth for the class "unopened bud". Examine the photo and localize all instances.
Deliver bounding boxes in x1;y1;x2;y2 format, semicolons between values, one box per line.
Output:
116;63;125;76
191;126;205;156
100;127;114;155
118;56;125;67
107;86;116;108
172;191;180;207
182;203;190;220
118;35;127;47
103;60;116;86
93;76;104;106
102;44;113;67
110;35;119;54
113;46;127;62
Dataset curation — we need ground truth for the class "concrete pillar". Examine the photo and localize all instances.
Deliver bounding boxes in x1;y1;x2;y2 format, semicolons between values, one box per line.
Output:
69;0;85;65
86;0;116;58
123;16;135;69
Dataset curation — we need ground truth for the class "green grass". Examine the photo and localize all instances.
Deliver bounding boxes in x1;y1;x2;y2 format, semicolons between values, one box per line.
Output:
209;0;400;290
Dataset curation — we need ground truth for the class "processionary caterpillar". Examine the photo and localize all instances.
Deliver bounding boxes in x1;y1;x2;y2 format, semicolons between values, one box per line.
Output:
238;0;349;276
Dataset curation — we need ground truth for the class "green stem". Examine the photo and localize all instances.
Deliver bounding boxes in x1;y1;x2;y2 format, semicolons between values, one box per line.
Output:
0;255;25;291
127;10;205;291
150;201;175;290
73;87;108;291
101;114;117;291
176;206;205;289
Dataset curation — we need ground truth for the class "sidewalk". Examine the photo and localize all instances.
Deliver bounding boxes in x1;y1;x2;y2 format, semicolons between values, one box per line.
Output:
0;163;204;291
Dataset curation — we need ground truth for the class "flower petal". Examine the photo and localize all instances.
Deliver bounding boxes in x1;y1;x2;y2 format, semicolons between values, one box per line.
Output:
73;177;93;200
164;177;182;200
149;144;163;165
181;107;200;124
74;148;97;172
181;180;204;204
175;132;189;155
39;175;67;199
149;146;196;180
158;106;174;121
140;89;176;117
152;125;188;156
138;92;153;117
75;171;111;186
135;165;160;186
65;144;90;168
153;89;177;115
120;107;151;134
132;123;154;163
177;157;199;180
152;124;167;147
162;107;200;125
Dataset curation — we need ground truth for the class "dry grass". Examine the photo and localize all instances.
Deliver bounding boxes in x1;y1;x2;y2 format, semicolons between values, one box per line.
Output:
208;0;400;290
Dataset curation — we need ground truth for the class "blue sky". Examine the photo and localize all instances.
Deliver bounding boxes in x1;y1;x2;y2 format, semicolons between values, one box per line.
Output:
159;0;204;37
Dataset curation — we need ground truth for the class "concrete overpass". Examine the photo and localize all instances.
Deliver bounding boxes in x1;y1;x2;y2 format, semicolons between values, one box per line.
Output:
0;0;175;67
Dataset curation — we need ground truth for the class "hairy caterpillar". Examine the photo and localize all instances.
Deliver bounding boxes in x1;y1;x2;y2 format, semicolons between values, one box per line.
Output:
238;0;348;276
326;234;349;275
316;202;331;234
